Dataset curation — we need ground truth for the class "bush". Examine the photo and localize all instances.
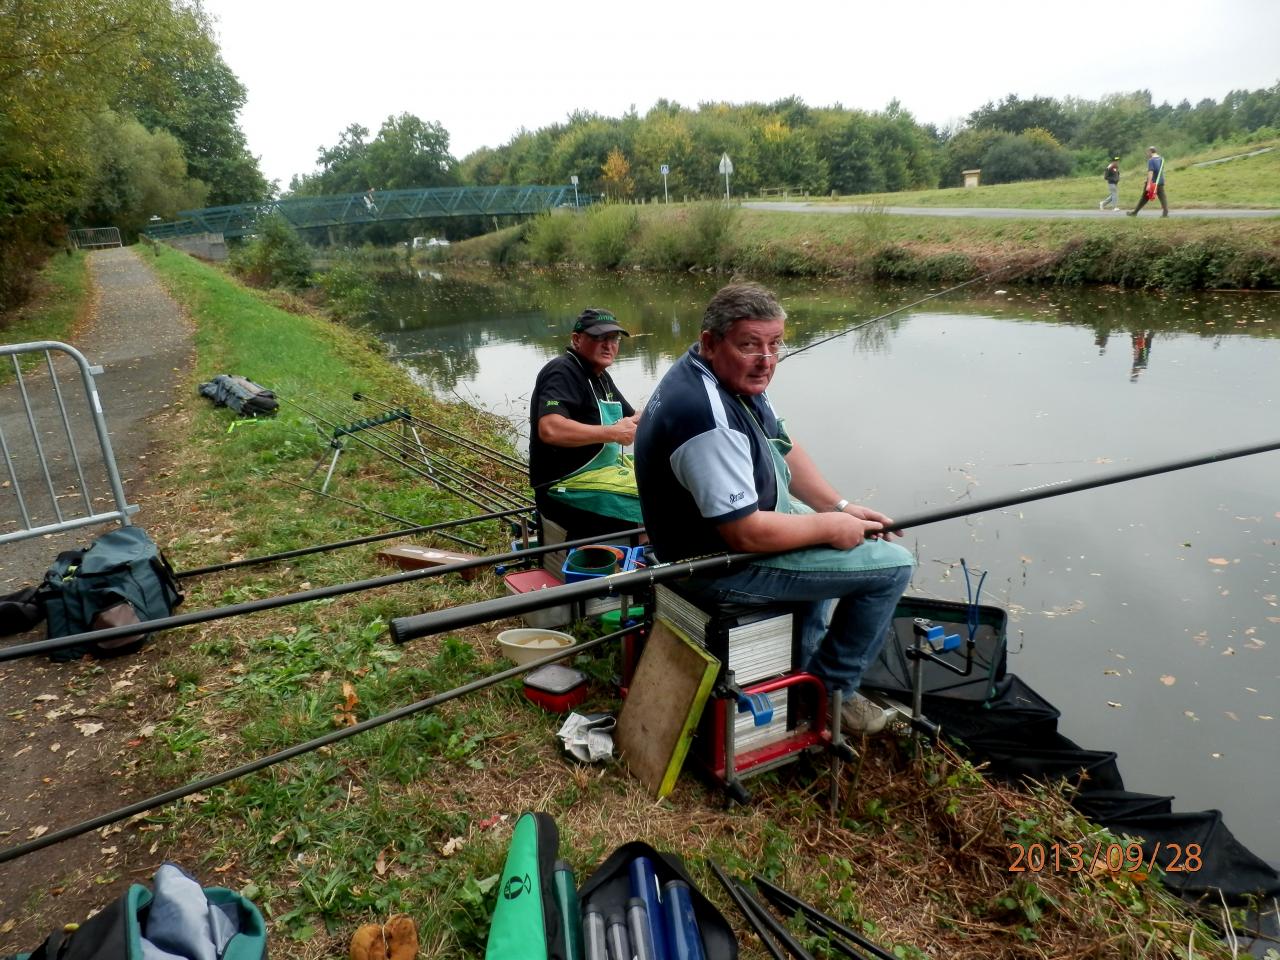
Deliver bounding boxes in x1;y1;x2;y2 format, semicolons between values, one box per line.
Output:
317;252;381;319
981;132;1074;184
523;212;576;265
683;201;738;268
578;204;638;269
229;214;312;289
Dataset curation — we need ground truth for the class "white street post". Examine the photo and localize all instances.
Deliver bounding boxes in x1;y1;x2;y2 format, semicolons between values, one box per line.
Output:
660;164;670;204
570;174;579;207
719;153;733;200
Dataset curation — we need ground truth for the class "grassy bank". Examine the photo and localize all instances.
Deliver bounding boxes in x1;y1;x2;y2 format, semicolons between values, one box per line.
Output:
45;248;1228;958
804;139;1280;210
0;250;90;381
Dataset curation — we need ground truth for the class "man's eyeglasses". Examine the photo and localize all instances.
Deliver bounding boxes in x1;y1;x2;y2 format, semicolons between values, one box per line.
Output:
587;332;624;344
727;339;787;361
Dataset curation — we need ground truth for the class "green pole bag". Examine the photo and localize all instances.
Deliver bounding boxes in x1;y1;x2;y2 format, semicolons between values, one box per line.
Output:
486;812;567;960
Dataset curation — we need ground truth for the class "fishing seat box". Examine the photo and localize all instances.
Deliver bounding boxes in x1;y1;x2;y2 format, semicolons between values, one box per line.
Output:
649;583;840;801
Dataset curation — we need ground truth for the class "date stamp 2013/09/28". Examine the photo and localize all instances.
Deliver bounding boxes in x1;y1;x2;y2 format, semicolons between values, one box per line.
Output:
1008;842;1203;874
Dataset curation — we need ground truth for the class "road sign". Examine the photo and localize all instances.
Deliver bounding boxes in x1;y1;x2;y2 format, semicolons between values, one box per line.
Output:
570;175;578;185
660;164;669;176
718;153;733;175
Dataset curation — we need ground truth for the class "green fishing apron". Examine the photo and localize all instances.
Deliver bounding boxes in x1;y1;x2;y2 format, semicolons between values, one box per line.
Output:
546;395;644;522
742;401;912;573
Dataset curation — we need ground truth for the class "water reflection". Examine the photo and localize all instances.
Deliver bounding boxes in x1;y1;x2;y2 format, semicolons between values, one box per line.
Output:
358;268;1280;861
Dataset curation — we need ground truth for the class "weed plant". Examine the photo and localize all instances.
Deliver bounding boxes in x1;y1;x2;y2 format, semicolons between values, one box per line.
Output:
578;204;639;269
523;212;576;265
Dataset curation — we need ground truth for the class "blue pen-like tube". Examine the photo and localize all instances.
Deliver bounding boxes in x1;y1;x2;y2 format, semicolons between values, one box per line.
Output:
660;880;705;960
628;856;669;960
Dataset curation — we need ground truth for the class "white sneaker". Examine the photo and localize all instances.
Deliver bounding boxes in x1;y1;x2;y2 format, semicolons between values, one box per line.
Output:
840;693;891;735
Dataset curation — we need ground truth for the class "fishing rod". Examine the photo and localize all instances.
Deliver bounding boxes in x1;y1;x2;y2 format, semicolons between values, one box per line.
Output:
0;624;628;864
274;476;487;551
782;263;1020;362
0;525;644;663
354;392;528;472
176;503;535;579
389;436;1280;643
291;397;529;515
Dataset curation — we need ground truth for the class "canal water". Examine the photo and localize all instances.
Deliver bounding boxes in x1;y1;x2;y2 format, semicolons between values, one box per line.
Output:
367;268;1280;862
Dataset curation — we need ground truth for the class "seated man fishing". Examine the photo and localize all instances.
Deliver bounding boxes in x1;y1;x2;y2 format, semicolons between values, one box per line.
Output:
529;308;643;541
634;282;914;734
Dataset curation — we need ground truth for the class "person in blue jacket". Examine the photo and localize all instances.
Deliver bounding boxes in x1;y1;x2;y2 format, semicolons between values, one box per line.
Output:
1128;147;1168;217
634;282;914;735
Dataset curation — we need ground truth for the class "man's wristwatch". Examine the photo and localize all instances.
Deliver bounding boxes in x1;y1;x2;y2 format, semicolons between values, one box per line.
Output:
831;498;850;513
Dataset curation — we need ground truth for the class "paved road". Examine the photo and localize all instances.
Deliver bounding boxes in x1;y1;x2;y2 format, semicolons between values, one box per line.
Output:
744;201;1280;219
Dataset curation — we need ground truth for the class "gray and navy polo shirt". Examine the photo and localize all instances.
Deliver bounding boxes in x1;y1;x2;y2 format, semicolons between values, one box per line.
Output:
634;344;788;561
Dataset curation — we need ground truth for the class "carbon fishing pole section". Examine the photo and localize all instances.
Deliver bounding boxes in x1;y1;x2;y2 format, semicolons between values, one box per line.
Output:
390;437;1280;644
782;262;1023;363
0;625;631;865
0;525;644;663
176;503;536;579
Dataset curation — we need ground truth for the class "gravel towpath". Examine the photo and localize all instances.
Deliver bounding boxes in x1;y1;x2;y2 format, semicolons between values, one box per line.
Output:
0;246;193;944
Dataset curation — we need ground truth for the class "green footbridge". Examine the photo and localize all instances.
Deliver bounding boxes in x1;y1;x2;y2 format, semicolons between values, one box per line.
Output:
144;184;581;239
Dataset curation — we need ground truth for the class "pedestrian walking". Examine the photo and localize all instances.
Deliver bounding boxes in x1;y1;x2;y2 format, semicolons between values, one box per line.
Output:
1100;156;1121;210
1128;147;1168;217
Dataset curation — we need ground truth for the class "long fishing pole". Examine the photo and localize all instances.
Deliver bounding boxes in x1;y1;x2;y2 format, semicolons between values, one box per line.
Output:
354;392;528;472
274;476;487;551
177;504;535;579
0;525;644;663
389;436;1280;643
783;263;1019;362
298;391;530;505
0;625;627;864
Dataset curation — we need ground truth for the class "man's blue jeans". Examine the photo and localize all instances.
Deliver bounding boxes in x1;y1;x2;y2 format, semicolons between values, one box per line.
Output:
679;559;913;697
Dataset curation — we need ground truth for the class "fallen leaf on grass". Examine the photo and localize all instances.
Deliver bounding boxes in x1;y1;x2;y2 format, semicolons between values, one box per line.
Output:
441;836;464;857
29;825;48;839
33;694;57;703
76;722;104;736
49;742;61;752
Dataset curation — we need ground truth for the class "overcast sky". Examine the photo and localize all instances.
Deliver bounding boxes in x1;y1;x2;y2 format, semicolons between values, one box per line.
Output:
199;0;1280;190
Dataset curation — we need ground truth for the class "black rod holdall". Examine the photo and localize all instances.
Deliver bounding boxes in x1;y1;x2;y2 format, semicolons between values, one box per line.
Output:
577;840;738;960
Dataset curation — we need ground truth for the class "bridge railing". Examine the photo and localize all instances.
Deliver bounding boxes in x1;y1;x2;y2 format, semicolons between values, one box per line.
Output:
145;185;582;239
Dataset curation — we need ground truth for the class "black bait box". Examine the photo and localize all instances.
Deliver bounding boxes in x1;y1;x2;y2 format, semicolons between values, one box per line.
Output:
523;664;588;713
